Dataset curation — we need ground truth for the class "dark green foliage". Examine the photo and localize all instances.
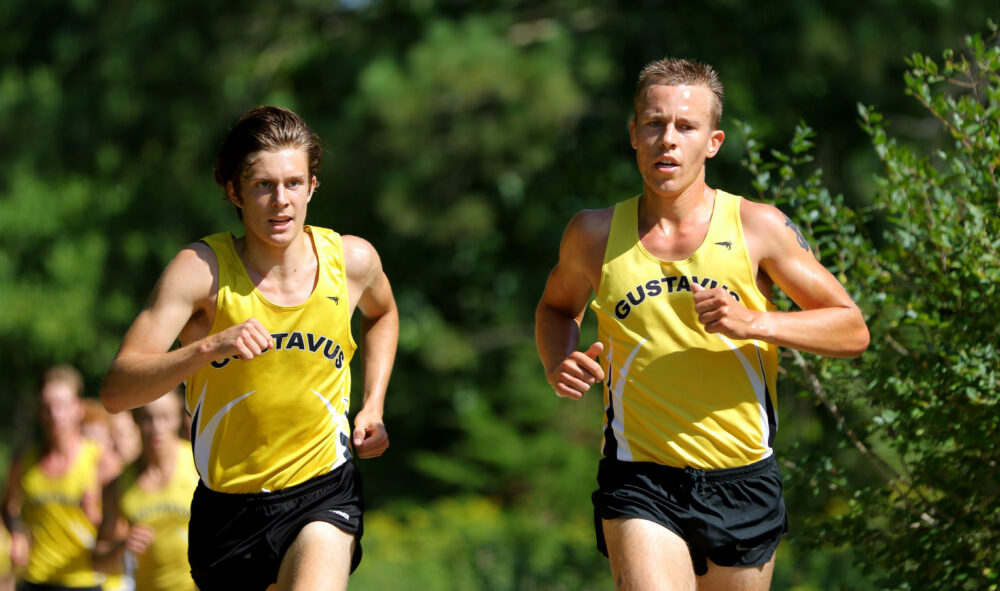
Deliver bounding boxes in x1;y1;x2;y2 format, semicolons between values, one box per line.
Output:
2;2;998;588
745;24;1000;590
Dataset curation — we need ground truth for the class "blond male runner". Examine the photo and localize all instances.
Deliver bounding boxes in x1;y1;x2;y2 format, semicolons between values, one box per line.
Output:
2;366;117;591
535;58;869;591
100;106;398;591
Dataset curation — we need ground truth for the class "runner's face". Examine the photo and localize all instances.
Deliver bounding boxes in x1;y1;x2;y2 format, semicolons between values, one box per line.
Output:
134;395;181;453
39;382;82;437
110;411;141;462
630;84;724;199
229;148;315;247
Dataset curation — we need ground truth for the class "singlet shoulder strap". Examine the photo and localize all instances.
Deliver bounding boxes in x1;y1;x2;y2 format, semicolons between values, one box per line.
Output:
198;232;249;295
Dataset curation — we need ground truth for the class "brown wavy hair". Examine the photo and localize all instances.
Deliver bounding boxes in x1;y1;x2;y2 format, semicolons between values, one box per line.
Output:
214;106;323;217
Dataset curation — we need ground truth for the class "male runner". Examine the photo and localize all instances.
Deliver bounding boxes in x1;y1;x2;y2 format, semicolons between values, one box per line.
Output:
100;106;398;591
3;365;116;591
94;389;198;591
79;399;135;591
535;58;869;591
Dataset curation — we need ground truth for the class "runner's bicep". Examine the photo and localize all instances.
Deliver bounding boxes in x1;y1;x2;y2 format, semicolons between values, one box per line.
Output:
117;247;215;357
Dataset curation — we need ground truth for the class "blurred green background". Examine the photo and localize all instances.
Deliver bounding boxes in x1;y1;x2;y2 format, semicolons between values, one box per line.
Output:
2;1;998;589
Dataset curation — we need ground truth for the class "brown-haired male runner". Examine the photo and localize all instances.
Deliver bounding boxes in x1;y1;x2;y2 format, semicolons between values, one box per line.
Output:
101;106;398;591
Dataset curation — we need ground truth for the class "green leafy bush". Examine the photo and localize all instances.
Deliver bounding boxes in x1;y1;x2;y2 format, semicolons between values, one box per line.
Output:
744;23;999;591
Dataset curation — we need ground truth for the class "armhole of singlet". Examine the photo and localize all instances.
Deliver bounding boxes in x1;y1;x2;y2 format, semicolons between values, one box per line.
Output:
730;194;774;307
595;197;635;302
329;231;358;352
198;234;232;338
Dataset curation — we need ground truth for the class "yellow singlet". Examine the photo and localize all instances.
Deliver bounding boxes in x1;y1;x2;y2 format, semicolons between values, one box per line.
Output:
19;440;103;587
118;444;198;591
590;191;780;470
186;226;357;493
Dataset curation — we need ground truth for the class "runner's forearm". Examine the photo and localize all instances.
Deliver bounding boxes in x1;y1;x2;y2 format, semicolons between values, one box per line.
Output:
358;306;398;415
100;343;217;413
535;301;584;376
750;306;869;358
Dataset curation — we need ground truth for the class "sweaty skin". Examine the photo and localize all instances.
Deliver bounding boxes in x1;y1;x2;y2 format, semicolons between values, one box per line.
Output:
536;77;868;591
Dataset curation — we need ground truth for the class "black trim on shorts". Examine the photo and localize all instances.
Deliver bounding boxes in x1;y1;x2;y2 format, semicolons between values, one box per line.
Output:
592;455;788;576
188;461;364;591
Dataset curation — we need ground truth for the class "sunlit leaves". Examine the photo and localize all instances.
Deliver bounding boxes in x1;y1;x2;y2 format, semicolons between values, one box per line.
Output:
752;24;1000;591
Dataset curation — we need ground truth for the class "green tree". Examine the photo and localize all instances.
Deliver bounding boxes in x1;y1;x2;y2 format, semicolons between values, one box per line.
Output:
3;2;998;588
745;24;999;591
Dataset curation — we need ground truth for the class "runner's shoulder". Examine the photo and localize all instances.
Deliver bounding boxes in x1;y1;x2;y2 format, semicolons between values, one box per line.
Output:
565;206;614;245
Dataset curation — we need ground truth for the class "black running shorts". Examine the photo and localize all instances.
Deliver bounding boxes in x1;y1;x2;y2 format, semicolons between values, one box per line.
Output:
188;461;364;591
592;455;788;576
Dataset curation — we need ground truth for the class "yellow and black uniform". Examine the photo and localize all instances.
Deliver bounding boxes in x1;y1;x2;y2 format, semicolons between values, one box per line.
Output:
186;226;357;494
17;440;104;589
186;226;364;591
117;444;198;591
590;192;787;574
590;190;779;469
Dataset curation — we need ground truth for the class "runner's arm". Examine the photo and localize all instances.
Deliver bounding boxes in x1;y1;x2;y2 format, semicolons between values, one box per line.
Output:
2;455;29;567
100;243;274;413
92;478;156;573
695;200;869;357
535;210;609;399
344;236;398;458
92;478;129;574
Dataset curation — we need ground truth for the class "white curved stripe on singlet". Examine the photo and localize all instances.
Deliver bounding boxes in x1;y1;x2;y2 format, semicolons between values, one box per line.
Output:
68;520;96;549
311;389;349;471
191;383;257;487
714;334;773;458
609;336;648;462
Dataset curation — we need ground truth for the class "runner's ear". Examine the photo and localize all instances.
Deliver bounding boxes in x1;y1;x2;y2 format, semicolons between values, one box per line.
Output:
226;181;242;207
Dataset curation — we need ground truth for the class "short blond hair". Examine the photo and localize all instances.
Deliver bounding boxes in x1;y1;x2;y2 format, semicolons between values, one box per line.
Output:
634;58;724;129
41;364;84;398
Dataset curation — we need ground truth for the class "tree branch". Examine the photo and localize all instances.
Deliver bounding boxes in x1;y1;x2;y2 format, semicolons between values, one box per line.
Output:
788;349;941;526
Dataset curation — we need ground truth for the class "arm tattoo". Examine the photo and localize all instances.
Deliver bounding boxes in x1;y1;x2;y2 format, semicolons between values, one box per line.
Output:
784;215;812;252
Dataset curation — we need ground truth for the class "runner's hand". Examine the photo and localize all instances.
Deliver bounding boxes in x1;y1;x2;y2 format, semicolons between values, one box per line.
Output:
547;341;605;400
206;318;273;362
353;412;389;459
125;523;156;555
9;531;29;567
691;282;760;339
